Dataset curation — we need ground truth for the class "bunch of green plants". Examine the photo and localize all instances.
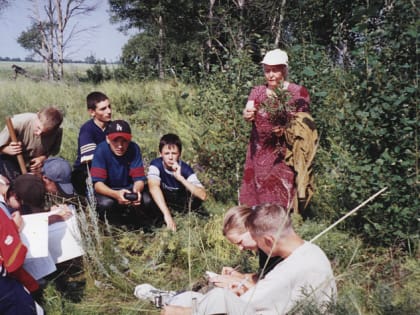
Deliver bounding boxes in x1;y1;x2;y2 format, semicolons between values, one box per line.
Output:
283;30;418;247
85;61;113;84
185;53;262;202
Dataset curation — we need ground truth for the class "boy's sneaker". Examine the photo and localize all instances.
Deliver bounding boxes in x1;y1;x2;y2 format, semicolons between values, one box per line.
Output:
134;283;176;305
134;283;158;301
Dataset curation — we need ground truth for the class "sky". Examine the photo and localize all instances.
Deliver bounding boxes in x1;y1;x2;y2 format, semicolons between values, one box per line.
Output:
0;1;134;62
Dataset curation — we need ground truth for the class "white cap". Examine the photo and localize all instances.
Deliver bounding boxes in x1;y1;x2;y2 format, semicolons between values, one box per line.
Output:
261;49;288;66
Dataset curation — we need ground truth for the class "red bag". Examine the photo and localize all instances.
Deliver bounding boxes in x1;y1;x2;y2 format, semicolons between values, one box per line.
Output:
0;207;27;272
0;206;39;292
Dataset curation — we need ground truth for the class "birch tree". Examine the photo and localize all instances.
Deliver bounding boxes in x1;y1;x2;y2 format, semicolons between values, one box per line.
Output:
19;0;98;80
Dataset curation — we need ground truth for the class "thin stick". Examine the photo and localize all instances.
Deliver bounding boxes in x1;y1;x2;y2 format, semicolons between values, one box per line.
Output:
310;187;388;243
5;117;27;174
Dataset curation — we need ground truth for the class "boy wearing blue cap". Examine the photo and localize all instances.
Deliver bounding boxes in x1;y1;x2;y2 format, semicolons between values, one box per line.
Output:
42;157;75;198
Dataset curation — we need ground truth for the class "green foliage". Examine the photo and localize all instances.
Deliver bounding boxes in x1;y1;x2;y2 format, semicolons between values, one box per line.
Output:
86;62;113;84
109;0;207;79
328;0;418;245
334;246;420;315
187;53;260;202
17;22;45;56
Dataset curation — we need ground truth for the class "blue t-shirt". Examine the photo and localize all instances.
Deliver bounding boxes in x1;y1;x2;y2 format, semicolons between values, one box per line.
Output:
147;157;202;192
74;119;108;169
91;141;146;189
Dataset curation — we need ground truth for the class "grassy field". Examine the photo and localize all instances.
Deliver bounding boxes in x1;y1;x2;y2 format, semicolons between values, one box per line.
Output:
0;63;418;314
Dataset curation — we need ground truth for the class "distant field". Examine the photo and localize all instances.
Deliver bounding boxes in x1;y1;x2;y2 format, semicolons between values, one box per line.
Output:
0;61;118;81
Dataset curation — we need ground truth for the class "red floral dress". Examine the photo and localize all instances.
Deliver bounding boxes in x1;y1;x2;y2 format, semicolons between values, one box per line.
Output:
239;83;310;208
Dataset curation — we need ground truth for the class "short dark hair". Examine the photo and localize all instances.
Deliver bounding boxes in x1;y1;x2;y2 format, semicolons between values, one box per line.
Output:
159;133;182;153
86;91;109;110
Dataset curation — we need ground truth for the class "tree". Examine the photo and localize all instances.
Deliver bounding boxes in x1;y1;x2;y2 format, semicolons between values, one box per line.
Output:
0;0;11;13
18;0;98;80
18;21;55;79
110;0;207;79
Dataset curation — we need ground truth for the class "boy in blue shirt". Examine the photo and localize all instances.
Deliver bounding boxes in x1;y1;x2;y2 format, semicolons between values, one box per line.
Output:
91;120;147;226
71;91;112;195
148;133;207;231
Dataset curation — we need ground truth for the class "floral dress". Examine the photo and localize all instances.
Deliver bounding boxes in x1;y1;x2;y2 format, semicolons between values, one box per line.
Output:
239;83;310;208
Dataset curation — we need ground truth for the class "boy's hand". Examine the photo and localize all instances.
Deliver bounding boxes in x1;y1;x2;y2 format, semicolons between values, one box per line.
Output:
117;189;133;205
2;141;22;155
164;213;177;232
172;162;183;181
48;204;73;224
209;274;241;288
221;266;242;277
29;155;46;173
130;191;142;206
229;276;251;296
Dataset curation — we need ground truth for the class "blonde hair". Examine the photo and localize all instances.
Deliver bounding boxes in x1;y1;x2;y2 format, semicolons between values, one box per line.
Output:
246;203;292;238
38;106;63;131
222;205;253;236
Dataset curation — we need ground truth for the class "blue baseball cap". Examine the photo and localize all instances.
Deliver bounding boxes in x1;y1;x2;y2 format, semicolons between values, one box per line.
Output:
42;157;74;195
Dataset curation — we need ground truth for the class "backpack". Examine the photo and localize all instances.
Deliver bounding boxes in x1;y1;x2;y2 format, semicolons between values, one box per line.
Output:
0;203;27;273
0;203;39;292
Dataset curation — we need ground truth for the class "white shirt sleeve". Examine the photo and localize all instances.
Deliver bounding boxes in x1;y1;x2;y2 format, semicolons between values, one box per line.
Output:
187;173;203;187
147;165;161;181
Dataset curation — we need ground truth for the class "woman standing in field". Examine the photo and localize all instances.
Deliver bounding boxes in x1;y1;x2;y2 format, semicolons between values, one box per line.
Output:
240;48;316;211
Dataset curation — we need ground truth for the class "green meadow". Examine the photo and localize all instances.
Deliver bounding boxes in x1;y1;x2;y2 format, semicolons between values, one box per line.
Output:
0;62;418;314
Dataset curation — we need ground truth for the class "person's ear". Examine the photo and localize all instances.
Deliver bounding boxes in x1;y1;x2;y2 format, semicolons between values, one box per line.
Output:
263;235;275;249
106;136;110;144
88;109;95;117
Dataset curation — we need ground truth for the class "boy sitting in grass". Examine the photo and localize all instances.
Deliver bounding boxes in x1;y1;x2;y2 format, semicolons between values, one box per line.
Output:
158;203;336;315
71;91;112;196
90;120;148;227
147;133;207;232
0;106;63;180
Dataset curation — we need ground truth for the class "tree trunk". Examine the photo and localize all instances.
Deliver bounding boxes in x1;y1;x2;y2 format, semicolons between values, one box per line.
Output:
47;8;55;80
236;0;245;50
205;0;216;72
31;0;53;80
274;0;287;47
41;40;50;79
54;0;64;80
158;14;165;79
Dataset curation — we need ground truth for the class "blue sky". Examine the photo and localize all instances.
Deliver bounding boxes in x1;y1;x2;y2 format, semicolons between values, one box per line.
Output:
0;1;134;62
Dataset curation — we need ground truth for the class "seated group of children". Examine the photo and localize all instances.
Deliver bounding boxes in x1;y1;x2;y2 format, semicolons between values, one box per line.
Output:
0;91;207;228
0;92;207;313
